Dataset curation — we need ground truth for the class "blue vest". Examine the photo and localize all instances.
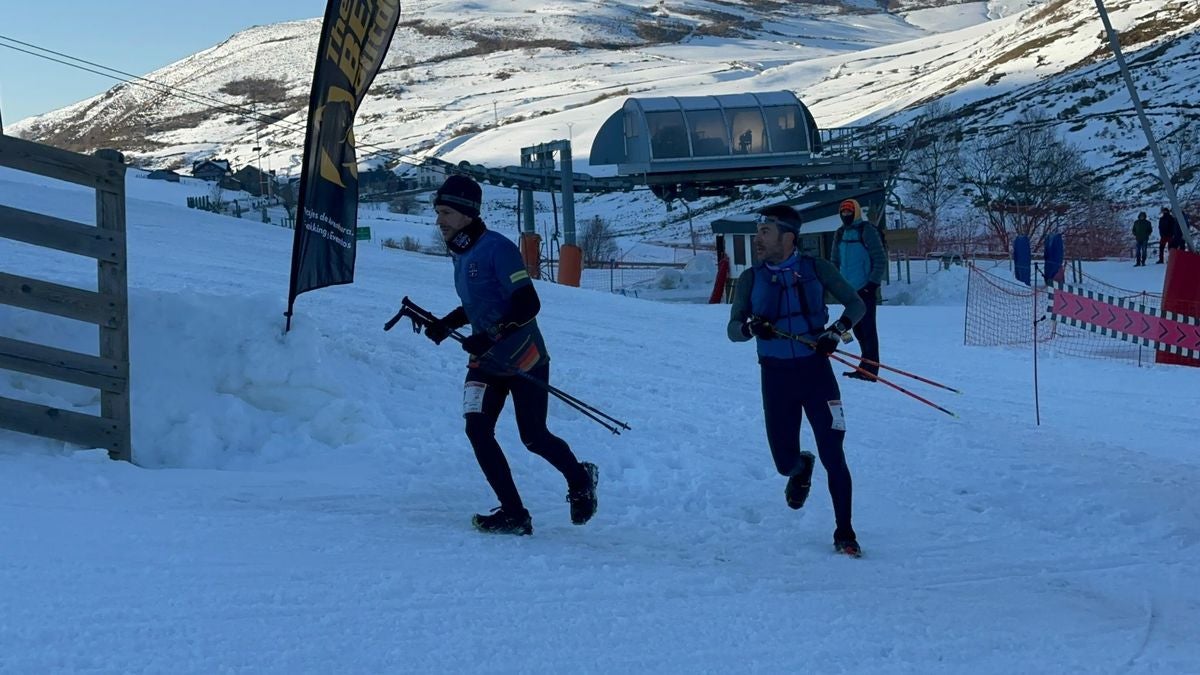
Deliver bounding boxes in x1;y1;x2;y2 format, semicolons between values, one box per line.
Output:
749;255;829;360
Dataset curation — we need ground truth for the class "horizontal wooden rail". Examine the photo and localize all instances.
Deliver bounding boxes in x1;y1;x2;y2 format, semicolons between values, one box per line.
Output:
0;394;124;453
0;272;122;328
0;134;124;190
0;336;127;393
0;205;124;261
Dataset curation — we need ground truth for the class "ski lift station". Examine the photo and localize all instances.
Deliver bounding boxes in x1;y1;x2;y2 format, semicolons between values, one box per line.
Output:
432;90;909;287
588;91;822;199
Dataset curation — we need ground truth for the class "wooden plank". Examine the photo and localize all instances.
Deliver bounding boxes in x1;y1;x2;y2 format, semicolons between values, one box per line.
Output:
0;336;127;393
0;205;124;261
0;135;125;190
0;394;122;452
0;271;122;328
96;188;132;463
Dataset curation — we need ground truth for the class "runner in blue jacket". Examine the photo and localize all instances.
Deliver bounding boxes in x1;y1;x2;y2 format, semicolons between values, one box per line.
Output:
422;175;598;536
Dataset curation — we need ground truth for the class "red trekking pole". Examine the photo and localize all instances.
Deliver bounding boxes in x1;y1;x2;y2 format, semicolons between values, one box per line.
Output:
776;329;959;418
832;349;961;394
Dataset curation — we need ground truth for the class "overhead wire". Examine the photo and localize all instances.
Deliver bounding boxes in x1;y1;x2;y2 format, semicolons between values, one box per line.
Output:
0;32;433;170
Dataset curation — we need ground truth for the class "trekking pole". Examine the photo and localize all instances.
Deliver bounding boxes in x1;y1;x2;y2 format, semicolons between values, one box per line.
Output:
829;352;958;418
829;349;961;394
776;329;958;418
386;297;631;434
775;327;961;394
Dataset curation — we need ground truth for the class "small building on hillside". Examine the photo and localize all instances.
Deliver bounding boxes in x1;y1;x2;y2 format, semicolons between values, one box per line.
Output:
191;159;232;182
146;169;181;182
232;165;271;196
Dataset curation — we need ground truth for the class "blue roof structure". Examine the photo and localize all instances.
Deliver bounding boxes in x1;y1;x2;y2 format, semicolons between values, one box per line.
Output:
589;91;821;175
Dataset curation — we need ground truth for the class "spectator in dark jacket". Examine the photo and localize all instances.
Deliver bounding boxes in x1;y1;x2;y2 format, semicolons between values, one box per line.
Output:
1132;212;1152;266
1157;207;1178;263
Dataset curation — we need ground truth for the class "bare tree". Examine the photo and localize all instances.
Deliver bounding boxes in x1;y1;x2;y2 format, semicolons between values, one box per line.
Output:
1159;117;1200;206
578;215;619;265
899;99;963;237
958;111;1104;253
388;194;419;214
277;180;297;219
208;181;225;213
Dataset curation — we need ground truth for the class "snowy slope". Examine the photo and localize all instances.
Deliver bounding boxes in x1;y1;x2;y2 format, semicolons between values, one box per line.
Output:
3;158;1200;670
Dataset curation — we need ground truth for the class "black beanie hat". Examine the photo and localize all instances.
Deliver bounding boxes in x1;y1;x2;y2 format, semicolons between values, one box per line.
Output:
434;175;482;218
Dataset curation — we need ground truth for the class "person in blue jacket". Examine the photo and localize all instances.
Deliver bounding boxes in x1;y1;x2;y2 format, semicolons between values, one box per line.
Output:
830;199;887;381
422;175;598;536
727;204;867;557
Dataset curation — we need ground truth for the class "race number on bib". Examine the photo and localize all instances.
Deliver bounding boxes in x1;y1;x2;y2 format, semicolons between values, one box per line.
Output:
463;381;488;415
828;400;846;431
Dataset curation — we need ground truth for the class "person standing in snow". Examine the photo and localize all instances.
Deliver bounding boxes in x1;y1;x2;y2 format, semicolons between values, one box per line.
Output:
1132;212;1152;266
421;175;598;536
1157;207;1178;263
830;199;887;381
727;204;867;557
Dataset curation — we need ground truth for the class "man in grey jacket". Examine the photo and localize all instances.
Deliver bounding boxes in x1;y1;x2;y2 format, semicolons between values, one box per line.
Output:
830;199;887;380
727;204;867;557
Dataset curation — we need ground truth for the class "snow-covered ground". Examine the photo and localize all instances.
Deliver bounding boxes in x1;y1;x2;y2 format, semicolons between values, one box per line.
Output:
2;166;1199;672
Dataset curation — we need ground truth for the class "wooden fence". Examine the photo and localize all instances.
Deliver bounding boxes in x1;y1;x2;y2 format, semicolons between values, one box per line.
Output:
0;135;132;462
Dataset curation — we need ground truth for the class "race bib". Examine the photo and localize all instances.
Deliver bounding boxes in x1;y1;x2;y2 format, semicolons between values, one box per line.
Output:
463;381;487;415
828;400;846;431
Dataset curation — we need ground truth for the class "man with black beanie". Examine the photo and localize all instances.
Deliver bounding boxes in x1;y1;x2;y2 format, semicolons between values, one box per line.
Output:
421;174;598;536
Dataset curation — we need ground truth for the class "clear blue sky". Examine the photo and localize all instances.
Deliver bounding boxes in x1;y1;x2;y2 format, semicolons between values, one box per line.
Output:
0;1;326;125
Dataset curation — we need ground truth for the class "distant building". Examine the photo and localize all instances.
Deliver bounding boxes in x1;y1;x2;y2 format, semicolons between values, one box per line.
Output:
232;165;270;196
405;165;442;190
146;169;181;183
191;159;232;182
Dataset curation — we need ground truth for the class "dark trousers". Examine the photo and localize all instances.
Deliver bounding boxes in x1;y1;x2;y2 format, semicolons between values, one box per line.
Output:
852;287;880;375
1135;241;1148;265
761;356;854;531
1158;238;1169;262
464;362;585;511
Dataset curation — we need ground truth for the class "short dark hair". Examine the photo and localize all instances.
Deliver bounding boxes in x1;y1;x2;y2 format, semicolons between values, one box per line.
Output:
757;204;802;235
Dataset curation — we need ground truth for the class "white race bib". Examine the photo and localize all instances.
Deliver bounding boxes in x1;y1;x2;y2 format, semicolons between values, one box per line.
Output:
828;400;846;431
463;381;487;415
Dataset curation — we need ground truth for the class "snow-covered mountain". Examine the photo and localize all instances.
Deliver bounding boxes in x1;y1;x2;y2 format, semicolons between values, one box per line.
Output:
10;0;1199;238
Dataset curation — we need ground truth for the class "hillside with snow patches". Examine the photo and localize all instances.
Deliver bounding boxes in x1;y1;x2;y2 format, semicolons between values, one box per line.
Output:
9;0;1199;242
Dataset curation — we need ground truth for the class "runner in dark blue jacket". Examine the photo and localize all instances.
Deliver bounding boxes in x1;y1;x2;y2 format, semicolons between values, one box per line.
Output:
422;175;597;536
728;204;867;557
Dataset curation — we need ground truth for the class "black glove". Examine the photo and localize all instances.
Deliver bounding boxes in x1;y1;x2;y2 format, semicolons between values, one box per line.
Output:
425;319;452;345
864;281;880;292
814;330;841;356
461;333;494;357
814;320;851;356
746;316;777;340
